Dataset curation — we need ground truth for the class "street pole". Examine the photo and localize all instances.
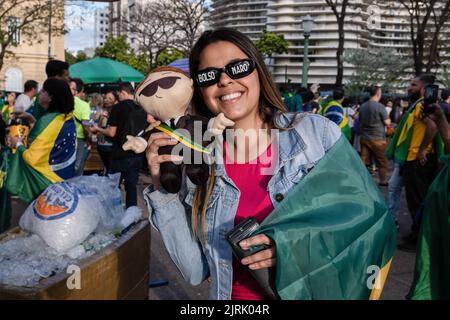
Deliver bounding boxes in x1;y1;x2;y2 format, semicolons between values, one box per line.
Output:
302;33;310;88
285;65;287;84
48;0;52;60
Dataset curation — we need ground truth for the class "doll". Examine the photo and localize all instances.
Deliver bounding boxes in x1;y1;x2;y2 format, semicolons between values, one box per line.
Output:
123;67;234;193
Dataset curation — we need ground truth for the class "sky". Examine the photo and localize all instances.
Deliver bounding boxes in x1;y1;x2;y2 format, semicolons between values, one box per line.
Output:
65;1;107;53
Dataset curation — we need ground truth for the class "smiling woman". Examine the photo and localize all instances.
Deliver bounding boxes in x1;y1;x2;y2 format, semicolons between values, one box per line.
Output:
144;27;396;301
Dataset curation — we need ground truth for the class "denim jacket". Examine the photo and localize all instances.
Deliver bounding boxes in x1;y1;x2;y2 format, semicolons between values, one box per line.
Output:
143;112;342;300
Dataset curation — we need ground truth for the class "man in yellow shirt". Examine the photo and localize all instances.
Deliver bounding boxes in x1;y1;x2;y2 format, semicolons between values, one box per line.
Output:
399;74;439;252
70;78;91;176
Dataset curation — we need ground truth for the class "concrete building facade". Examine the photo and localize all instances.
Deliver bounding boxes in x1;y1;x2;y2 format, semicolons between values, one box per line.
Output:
94;8;110;48
0;1;65;92
210;0;450;87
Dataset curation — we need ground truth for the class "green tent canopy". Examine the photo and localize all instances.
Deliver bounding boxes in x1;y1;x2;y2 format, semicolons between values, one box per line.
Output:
69;57;145;84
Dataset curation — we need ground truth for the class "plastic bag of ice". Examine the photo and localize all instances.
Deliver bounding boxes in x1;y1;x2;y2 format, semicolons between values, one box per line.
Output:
66;173;124;232
19;181;101;253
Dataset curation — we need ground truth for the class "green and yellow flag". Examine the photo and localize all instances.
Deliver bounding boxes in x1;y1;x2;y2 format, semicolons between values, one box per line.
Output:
387;99;444;164
0;149;11;233
407;155;450;300
258;136;397;299
323;101;352;141
5;112;76;203
386;101;417;164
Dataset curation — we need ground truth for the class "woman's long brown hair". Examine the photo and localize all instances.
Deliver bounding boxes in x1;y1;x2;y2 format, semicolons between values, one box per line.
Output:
189;28;288;241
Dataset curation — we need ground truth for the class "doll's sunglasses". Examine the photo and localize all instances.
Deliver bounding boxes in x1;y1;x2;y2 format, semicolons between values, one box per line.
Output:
139;76;181;97
194;59;256;87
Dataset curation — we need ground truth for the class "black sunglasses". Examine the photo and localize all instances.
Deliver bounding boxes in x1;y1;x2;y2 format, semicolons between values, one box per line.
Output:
194;59;256;87
139;76;181;97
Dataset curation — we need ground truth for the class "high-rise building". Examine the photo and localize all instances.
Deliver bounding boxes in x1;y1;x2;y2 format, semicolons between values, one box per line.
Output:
94;8;110;48
210;0;450;87
210;0;268;42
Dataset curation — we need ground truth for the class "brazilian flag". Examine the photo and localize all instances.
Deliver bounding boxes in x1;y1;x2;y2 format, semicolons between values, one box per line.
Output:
258;136;397;299
407;155;450;300
5;112;76;203
322;101;352;141
387;99;444;164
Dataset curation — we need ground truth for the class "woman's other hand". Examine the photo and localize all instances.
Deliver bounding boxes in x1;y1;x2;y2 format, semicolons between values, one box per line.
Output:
238;234;276;270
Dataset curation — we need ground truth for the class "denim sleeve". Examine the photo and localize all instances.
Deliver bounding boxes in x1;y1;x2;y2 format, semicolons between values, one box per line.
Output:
143;185;209;286
322;117;342;152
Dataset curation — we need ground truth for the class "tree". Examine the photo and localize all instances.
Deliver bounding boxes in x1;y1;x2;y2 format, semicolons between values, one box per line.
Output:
65;49;77;65
65;50;88;65
120;1;177;69
0;0;64;72
325;0;350;86
343;48;412;96
160;0;210;55
440;65;450;88
393;0;450;75
255;30;289;59
155;48;184;67
95;36;149;74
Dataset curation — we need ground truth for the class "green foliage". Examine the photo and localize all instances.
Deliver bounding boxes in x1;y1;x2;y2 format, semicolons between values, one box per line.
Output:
75;51;88;62
94;36;149;74
255;30;289;58
65;50;89;65
155;48;184;67
65;50;77;65
94;36;130;60
344;48;412;96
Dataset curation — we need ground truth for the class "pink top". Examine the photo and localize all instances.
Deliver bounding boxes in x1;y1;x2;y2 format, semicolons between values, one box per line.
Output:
224;142;273;300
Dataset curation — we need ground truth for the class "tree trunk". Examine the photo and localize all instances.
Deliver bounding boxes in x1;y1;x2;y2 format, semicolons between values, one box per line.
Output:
426;32;440;73
336;20;345;86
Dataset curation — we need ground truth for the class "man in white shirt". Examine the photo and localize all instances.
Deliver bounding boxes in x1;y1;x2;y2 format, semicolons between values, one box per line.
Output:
15;80;38;112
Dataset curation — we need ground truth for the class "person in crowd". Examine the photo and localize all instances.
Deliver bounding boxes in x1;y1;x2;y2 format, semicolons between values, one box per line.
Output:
27;60;70;121
143;28;395;300
407;102;450;300
5;78;76;203
70;78;91;176
89;93;104;124
439;88;450;123
300;89;315;113
387;74;441;252
1;92;16;124
385;99;393;118
90;83;146;208
95;91;117;174
15;80;38;113
358;86;391;186
322;88;351;140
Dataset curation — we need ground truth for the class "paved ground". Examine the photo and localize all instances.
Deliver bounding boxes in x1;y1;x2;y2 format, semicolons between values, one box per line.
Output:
8;165;415;300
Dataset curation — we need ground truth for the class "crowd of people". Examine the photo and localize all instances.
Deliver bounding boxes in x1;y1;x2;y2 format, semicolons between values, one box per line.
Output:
0;60;148;233
281;74;450;256
0;27;449;300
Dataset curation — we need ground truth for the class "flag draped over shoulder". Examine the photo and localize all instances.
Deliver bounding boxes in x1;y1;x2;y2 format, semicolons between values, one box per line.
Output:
258;136;397;300
386;102;417;164
386;99;444;164
323;101;352;141
5;112;76;203
407;155;450;300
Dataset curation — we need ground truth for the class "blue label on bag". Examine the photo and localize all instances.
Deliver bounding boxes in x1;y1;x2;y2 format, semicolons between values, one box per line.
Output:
33;182;79;220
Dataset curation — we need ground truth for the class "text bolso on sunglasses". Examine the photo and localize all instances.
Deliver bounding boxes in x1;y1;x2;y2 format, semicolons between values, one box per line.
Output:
194;59;256;87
